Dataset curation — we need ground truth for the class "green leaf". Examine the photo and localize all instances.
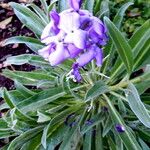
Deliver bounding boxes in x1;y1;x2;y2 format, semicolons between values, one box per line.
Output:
4;54;50;68
138;138;150;150
3;88;14;108
27;4;49;25
41;122;62;150
20;133;42;150
83;129;92;150
135;80;150;95
41;125;49;149
43;124;69;150
113;2;133;29
7;126;43;150
126;83;150;128
104;17;133;74
138;129;150;143
85;80;109;101
39;0;48;15
15;81;36;98
4;36;44;53
0;118;9;130
58;0;68;12
48;0;58;12
0;130;16;139
85;0;95;13
2;69;55;86
17;87;65;113
95;124;104;150
9;2;45;37
110;20;150;82
3;89;36;123
94;0;102;14
81;112;105;134
0;103;9;111
59;126;81;150
107;136;116;150
0;88;3;98
102;116;112;137
103;94;142;150
133;35;150;69
99;0;109;18
37;111;51;123
129;20;150;48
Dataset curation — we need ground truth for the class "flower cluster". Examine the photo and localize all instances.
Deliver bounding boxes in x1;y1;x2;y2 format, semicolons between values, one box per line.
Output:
38;0;108;82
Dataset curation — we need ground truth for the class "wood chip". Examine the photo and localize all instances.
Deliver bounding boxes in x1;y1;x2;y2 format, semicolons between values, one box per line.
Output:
0;40;5;47
0;17;13;29
0;3;12;10
19;0;34;3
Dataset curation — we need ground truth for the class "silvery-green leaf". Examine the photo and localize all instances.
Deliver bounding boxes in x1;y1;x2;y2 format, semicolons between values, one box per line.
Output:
85;80;109;101
126;83;150;128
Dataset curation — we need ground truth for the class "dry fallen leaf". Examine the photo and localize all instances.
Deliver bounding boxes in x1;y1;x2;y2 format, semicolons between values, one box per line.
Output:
0;3;12;10
0;63;3;69
0;17;13;29
19;0;34;3
0;40;6;47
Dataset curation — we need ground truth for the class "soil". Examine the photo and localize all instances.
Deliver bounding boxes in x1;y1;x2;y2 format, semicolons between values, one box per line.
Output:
0;0;37;90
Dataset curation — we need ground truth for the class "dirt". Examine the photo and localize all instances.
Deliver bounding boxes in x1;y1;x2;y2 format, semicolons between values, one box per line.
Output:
0;0;37;90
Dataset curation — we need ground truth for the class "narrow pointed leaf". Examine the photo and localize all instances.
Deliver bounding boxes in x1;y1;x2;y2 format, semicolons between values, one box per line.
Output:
113;2;133;29
9;2;45;37
4;54;50;68
126;83;150;128
104;94;142;150
85;80;109;101
104;17;133;74
58;0;68;12
4;36;44;53
85;0;95;13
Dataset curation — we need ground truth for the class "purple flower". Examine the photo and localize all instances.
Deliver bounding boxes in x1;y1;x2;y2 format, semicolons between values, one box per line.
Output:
59;11;87;49
48;43;70;66
67;43;82;58
85;119;94;125
38;0;108;82
71;63;82;82
41;11;60;40
38;43;55;59
115;124;125;133
68;0;82;11
65;113;75;125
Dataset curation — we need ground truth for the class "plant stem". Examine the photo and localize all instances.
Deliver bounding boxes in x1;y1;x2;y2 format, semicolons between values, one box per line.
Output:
109;76;142;91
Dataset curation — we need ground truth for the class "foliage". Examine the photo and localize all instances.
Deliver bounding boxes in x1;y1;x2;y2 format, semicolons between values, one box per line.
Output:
0;0;150;149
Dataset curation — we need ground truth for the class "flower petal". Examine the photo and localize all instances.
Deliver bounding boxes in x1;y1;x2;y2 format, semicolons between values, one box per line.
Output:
49;43;70;66
41;22;59;40
64;32;74;43
68;0;82;11
89;29;99;43
67;44;82;58
50;10;60;25
41;22;52;40
77;49;95;67
79;9;92;16
59;11;80;32
41;36;57;45
95;47;103;66
72;63;82;82
73;29;87;49
38;44;55;59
